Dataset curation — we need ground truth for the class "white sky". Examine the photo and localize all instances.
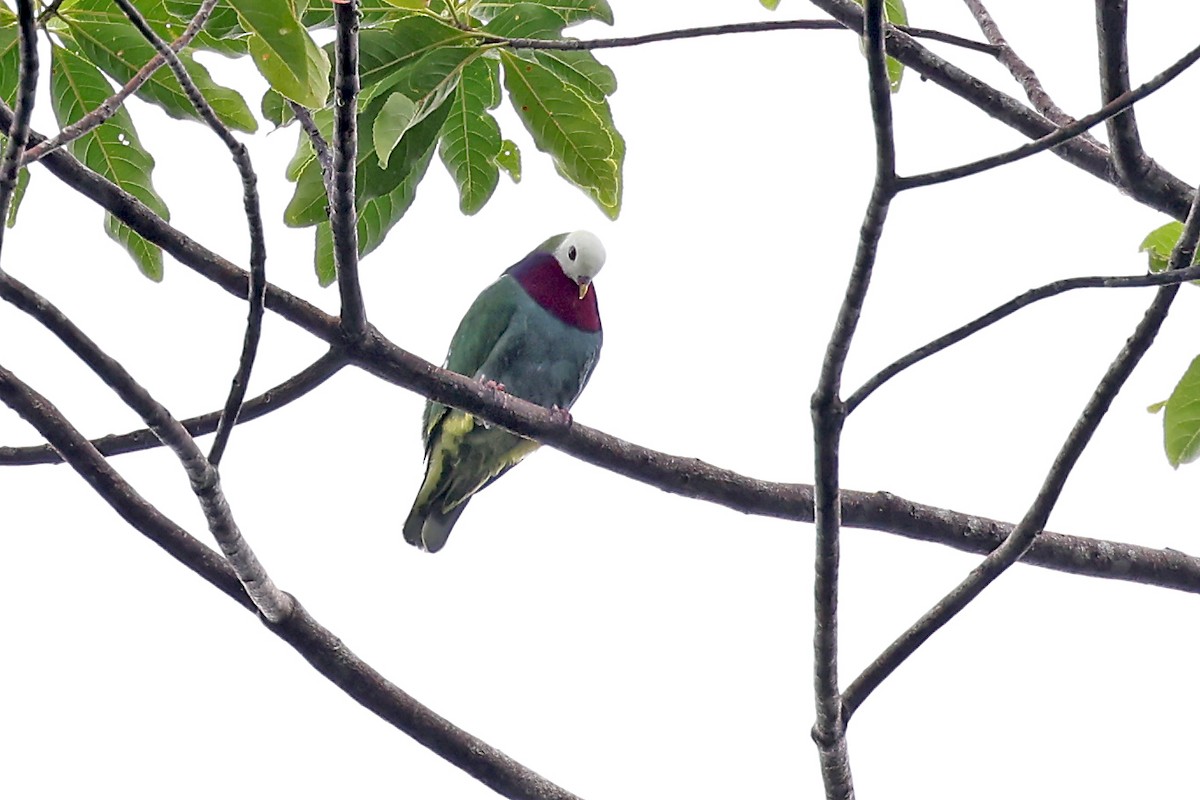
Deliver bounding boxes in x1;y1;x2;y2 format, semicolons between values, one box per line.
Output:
4;2;1200;798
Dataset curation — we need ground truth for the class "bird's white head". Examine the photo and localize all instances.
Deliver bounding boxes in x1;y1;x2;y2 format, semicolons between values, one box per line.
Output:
548;230;606;298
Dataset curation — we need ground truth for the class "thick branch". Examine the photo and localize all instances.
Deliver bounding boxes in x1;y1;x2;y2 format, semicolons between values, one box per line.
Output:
0;350;346;465
1096;0;1149;187
0;365;582;800
331;1;366;338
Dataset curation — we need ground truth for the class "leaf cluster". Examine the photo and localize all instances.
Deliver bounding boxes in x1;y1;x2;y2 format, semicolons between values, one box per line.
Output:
0;0;622;283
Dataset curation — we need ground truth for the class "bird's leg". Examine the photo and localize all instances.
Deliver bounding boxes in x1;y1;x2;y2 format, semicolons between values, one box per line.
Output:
549;405;573;427
480;378;506;393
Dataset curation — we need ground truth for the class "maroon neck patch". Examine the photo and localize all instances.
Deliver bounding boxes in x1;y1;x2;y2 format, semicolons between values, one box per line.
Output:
507;252;601;333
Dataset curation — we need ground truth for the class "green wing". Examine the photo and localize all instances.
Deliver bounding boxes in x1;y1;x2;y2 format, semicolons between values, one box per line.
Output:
421;276;522;448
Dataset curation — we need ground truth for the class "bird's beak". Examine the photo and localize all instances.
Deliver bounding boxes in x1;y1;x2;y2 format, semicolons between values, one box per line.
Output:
577;281;590;300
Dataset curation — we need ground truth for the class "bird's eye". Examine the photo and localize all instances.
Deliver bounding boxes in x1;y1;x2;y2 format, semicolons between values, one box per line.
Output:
568;246;578;261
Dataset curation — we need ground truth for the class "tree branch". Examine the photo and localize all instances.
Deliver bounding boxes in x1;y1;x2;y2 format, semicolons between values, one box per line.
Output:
21;0;218;165
4;100;1200;601
496;18;998;55
841;169;1200;726
899;40;1200;191
109;0;268;468
331;0;366;338
0;271;290;622
808;0;1195;220
0;363;583;800
962;0;1103;149
0;349;346;465
1096;0;1150;187
809;3;897;795
0;0;36;248
847;259;1200;413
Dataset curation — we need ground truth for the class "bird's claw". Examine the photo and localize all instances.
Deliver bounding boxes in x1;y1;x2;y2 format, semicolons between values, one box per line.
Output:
549;405;573;426
481;379;506;393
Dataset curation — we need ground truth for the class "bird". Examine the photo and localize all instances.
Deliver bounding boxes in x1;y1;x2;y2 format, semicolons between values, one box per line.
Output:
403;231;606;552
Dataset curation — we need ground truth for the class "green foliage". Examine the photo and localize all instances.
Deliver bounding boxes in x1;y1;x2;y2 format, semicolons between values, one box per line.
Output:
49;45;170;280
6;0;622;281
1138;220;1200;273
1153;356;1200;468
438;56;504;214
234;0;330;107
471;0;613;26
55;0;257;131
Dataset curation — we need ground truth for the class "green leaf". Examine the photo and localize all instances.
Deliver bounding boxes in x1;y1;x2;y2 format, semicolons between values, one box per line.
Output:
500;49;622;218
532;50;615;101
373;92;419;169
358;84;456;199
1140;220;1187;273
482;2;565;39
261;87;295;128
233;0;329;107
1162;355;1200;467
6;166;28;228
472;0;613;26
495;138;521;182
285;88;455;226
759;0;781;9
0;13;20;107
314;145;437;285
50;45;170;279
357;15;476;94
438;56;502;214
56;0;257;132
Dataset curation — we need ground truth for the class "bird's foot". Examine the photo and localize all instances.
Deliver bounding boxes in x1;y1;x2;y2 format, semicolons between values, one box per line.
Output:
549;405;573;427
480;378;506;393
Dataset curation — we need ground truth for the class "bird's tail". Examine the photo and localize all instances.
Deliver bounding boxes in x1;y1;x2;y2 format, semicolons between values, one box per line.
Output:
403;498;469;553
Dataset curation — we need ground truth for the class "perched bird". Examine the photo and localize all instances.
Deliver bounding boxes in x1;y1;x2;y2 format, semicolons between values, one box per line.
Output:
403;231;606;552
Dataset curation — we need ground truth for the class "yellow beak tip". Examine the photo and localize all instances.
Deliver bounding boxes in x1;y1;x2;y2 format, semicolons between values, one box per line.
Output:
577;284;590;300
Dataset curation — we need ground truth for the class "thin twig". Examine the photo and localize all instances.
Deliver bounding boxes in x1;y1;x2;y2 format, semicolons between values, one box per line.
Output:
331;1;366;338
0;271;291;622
0;0;36;252
22;0;219;165
962;0;1104;149
841;170;1200;726
900;40;1200;190
0;364;583;800
290;101;335;197
497;18;998;55
847;260;1200;412
0;350;347;465
809;3;897;796
109;0;268;467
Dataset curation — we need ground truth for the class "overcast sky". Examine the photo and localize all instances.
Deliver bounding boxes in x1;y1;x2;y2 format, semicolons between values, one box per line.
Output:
5;2;1200;798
